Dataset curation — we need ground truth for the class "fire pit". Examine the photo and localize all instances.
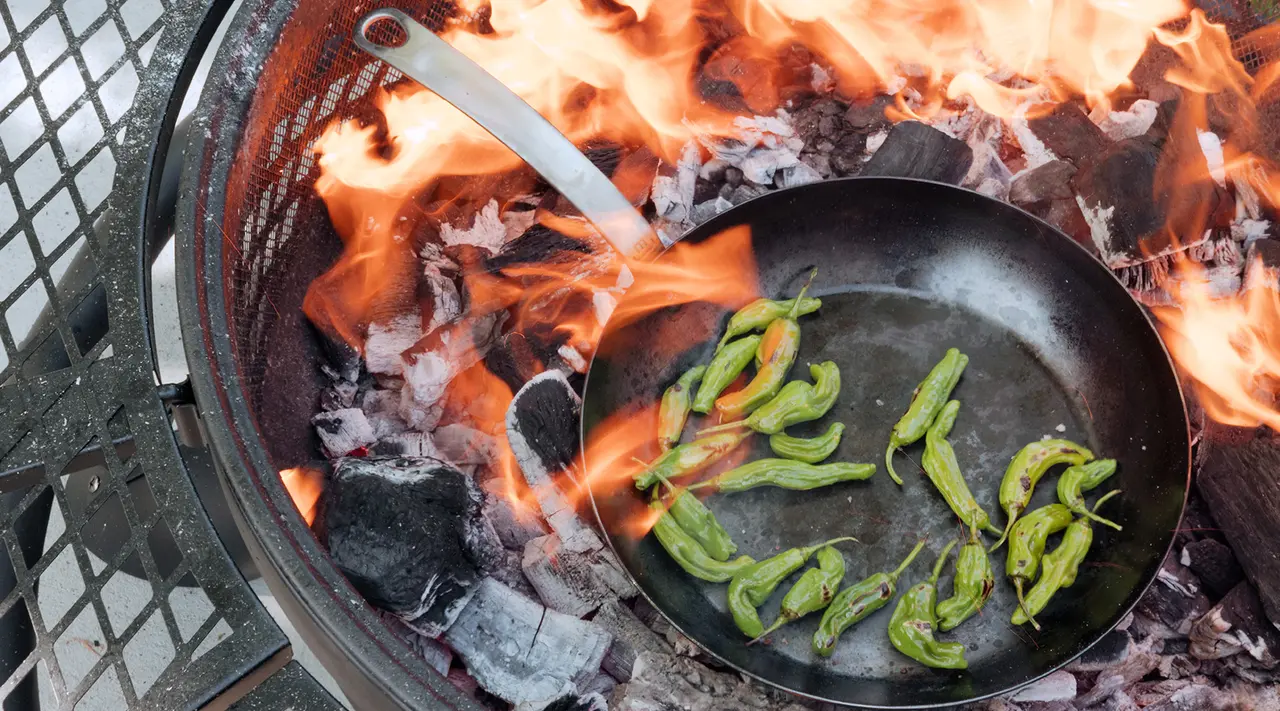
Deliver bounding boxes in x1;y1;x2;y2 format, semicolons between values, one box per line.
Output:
177;0;1280;709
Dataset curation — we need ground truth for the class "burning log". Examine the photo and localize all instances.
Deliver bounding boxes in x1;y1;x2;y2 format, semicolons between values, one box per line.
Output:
1190;581;1280;666
311;408;377;458
1196;424;1280;629
1025;102;1110;165
610;652;810;711
1009;160;1077;208
522;532;636;617
861;121;973;184
323;457;500;635
443;577;612;707
591;600;673;682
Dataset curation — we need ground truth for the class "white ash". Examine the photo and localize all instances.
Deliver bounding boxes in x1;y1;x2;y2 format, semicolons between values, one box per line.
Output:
372;431;440;458
776;161;823;189
810;63;835;93
1010;670;1077;702
362;388;409;439
433;423;501;468
312;408;377;457
1233;219;1272;252
1012;102;1058;169
1097;99;1159;141
592;290;618;325
650;140;701;225
961;113;1013;201
863;128;889;159
421;243;463;332
364;313;423;377
558;344;588;373
697;112;805;186
441;199;509;253
1198;131;1227;188
400;312;507;431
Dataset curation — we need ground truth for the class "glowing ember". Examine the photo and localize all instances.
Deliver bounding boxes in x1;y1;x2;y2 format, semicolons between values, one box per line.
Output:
280;466;324;526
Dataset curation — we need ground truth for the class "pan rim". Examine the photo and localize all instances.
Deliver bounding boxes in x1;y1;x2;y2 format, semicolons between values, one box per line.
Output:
580;175;1191;709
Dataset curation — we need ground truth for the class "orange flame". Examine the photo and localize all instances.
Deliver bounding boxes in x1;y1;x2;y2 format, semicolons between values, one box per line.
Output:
280;466;324;526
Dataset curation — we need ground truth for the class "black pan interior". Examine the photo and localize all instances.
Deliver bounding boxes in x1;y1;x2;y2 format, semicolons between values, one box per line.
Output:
581;178;1188;708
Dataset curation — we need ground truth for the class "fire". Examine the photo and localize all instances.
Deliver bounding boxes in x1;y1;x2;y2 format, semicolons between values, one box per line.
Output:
1155;259;1280;432
279;466;324;526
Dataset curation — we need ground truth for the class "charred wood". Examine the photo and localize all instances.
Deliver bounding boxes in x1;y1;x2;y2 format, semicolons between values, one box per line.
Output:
444;578;612;707
611;652;811;711
591;600;673;682
1180;539;1244;600
1136;557;1214;638
1196;424;1280;628
1009;160;1076;209
1025;102;1109;165
324;457;497;635
311;408;377;458
861;121;973;184
521;531;636;616
1190;581;1280;667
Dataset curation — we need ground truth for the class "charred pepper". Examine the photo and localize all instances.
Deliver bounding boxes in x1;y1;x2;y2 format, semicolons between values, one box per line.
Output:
1057;459;1122;531
1005;503;1073;631
935;530;995;632
650;500;756;582
692;336;761;414
1012;491;1120;627
703;362;840;436
655;473;737;562
888;540;966;669
728;537;856;637
751;546;846;643
689;459;876;494
715;274;815;419
717;296;822;350
633;430;751;490
885;348;969;486
920;400;1001;537
658;366;706;452
812;540;927;657
769;422;845;464
991;438;1095;550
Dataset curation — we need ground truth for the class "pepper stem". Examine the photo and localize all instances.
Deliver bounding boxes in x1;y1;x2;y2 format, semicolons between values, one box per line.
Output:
747;613;795;646
1080;490;1124;531
807;536;858;555
928;540;958;584
990;513;1016;552
696;420;749;436
884;443;904;486
1015;578;1042;631
652;470;680;498
889;539;929;582
786;270;818;320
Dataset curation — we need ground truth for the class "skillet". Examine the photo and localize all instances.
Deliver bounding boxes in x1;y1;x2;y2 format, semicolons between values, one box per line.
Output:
355;10;1189;708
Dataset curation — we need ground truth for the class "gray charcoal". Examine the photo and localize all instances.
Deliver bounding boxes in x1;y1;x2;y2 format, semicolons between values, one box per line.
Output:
319;379;358;411
862;121;973;184
799;151;832;178
1143;684;1236;711
434;423;501;468
522;532;636;617
488;548;539;601
1086;691;1140;711
723;166;744;187
844;95;893;131
371;432;440;458
582;673;617;698
1180;539;1244;600
1068;629;1131;672
1009;160;1077;208
1136;558;1213;637
592;600;672;682
444;578;611;707
1009;671;1076;703
729;183;769;206
380;611;453;676
829;133;867;176
362;388;409;440
1074;635;1163;708
522;692;608;711
400;312;507;431
312;408;377;458
1190;581;1280;666
612;652;810;711
775;161;823;189
484;492;549;550
364;313;423;377
325;457;490;634
1025;102;1109;165
690;198;728;225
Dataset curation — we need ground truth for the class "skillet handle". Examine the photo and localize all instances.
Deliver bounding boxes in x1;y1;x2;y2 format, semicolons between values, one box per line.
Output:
353;8;664;262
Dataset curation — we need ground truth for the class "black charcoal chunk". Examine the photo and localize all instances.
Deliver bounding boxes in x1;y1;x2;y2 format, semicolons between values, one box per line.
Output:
843;95;894;132
861;121;973;184
1069;629;1131;672
488;225;594;271
542;693;608;711
323;457;488;634
509;370;582;477
1009;160;1077;208
1026;102;1110;165
1181;539;1244;600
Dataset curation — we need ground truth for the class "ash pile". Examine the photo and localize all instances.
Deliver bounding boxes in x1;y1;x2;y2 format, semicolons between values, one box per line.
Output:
295;14;1280;711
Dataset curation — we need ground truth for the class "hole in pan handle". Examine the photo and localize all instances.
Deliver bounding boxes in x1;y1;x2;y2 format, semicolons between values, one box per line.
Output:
353;8;664;262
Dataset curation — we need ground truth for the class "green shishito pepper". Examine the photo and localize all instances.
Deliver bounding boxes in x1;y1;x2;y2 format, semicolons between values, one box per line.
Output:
1005;503;1074;631
655;473;737;562
658;365;706;452
769;422;845;464
1057;459;1122;531
715;274;815;420
728;537;857;638
751;546;846;643
935;529;995;632
885;348;969;486
813;539;927;657
888;540;966;670
689;459;876;494
692;336;761;414
633;430;751;490
702;362;841;436
717;296;822;350
991;438;1095;551
1012;491;1120;627
649;500;755;582
920;400;1001;537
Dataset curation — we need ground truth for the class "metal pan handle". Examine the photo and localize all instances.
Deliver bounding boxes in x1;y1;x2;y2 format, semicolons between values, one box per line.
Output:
353;8;663;261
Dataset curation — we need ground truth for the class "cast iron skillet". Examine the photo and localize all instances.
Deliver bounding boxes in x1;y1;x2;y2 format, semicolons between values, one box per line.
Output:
355;10;1190;708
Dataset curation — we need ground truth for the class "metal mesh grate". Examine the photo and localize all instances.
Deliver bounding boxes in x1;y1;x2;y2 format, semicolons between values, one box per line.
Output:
0;0;298;709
